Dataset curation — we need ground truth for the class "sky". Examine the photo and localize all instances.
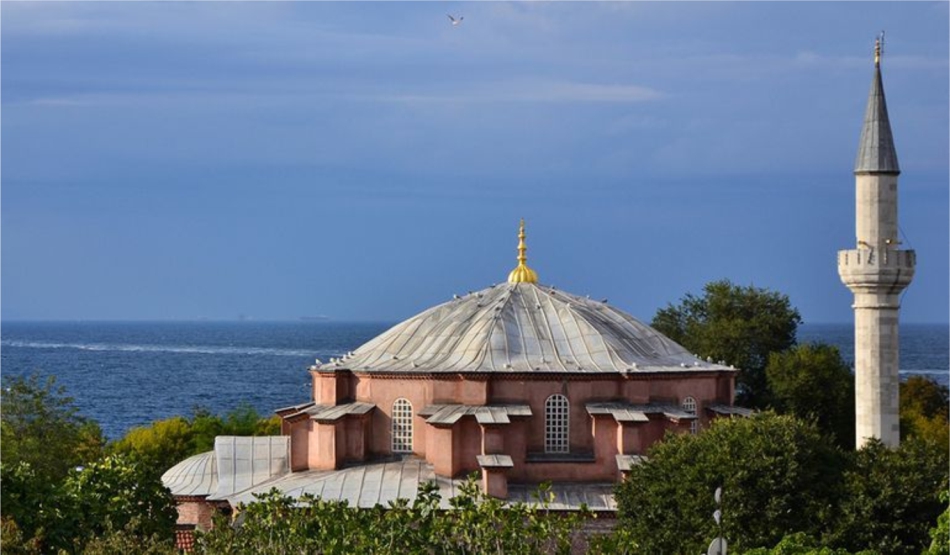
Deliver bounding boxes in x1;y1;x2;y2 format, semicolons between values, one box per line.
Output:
2;1;947;324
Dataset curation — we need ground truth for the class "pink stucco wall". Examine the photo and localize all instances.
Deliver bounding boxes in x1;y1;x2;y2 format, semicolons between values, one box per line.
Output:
455;417;481;476
289;419;309;471
286;370;734;485
175;497;218;531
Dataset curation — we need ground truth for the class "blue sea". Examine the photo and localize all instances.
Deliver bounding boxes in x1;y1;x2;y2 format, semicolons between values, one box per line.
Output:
1;321;947;440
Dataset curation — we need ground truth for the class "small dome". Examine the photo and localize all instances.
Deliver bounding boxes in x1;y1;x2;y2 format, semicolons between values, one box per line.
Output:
162;451;217;497
507;264;538;284
327;282;730;375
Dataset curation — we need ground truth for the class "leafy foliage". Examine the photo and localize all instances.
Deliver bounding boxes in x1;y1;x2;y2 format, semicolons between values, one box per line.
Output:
79;518;178;555
1;374;179;554
1;372;104;482
195;475;589;555
766;343;855;448
60;454;178;549
922;490;949;555
111;403;282;478
185;404;279;453
615;409;947;555
110;417;192;478
586;525;639;555
0;462;61;550
742;532;875;555
615;412;843;554
900;376;949;452
1;517;39;555
652;279;801;407
831;438;949;555
0;455;177;554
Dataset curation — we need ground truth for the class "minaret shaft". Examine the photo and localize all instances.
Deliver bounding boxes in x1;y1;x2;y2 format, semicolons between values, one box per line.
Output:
837;37;914;449
855;173;899;249
853;304;901;444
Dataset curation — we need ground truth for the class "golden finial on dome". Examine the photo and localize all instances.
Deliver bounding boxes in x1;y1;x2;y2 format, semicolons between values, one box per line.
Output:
507;219;539;284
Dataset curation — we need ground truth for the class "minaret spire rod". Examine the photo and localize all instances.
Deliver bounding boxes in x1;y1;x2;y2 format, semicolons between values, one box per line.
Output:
875;31;884;67
517;219;528;265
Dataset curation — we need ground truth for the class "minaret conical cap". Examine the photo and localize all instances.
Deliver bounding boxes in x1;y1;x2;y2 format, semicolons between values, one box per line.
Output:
507;219;538;284
855;34;900;174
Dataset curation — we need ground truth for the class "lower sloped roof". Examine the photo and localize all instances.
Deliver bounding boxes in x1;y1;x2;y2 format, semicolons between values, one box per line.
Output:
224;456;616;511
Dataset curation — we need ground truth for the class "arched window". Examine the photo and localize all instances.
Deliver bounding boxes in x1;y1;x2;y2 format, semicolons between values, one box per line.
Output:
682;396;698;434
392;398;413;453
545;394;570;453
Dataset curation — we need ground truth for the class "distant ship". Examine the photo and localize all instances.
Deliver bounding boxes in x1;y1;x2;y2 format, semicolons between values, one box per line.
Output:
299;315;330;322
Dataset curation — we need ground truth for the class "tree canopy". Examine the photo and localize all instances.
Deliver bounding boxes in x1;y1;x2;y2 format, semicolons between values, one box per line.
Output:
615;412;843;554
923;490;949;555
110;404;282;478
1;373;104;483
651;279;801;407
1;455;177;555
831;438;949;555
614;412;949;555
0;374;279;553
900;376;949;452
766;343;855;448
195;476;593;555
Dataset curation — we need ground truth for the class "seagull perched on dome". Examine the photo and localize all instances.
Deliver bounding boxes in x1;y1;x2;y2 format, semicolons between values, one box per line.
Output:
447;14;463;26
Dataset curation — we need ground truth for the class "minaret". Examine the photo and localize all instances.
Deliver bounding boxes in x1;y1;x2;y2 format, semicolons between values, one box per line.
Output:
837;35;915;448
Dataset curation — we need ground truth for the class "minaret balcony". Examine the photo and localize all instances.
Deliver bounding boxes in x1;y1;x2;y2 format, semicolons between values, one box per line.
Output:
837;248;915;292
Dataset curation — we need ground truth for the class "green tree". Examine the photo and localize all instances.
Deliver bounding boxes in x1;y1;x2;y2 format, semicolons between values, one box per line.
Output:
1;373;104;482
900;376;949;452
831;437;948;555
922;490;949;555
187;407;225;453
615;412;843;555
110;416;192;478
766;343;855;448
195;476;587;554
222;403;267;435
1;455;177;554
112;404;282;478
901;376;949;418
652;280;801;407
1;516;39;555
60;454;178;553
742;532;875;555
0;462;62;553
79;518;178;555
255;414;282;436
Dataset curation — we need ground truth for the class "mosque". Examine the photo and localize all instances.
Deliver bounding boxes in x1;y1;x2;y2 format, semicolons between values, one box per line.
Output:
163;221;746;532
163;38;912;538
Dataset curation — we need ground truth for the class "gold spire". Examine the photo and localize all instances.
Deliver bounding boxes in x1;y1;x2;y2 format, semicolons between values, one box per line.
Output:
874;31;884;67
507;219;538;284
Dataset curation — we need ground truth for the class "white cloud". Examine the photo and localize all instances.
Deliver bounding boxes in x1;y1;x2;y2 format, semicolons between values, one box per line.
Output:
374;79;663;105
24;97;90;107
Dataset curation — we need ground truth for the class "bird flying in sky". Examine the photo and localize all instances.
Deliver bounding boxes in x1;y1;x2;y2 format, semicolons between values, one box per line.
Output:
447;14;463;26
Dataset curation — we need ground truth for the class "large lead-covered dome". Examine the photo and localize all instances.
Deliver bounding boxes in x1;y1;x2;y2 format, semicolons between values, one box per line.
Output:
323;282;729;375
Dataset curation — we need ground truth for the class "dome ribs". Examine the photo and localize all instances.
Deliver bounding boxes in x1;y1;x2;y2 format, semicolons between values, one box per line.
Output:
339;283;729;374
552;292;588;372
415;291;497;372
511;286;542;370
528;285;570;372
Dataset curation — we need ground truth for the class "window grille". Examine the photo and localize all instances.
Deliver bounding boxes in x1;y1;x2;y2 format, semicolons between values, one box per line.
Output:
545;394;570;453
682;396;699;434
392;398;413;453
